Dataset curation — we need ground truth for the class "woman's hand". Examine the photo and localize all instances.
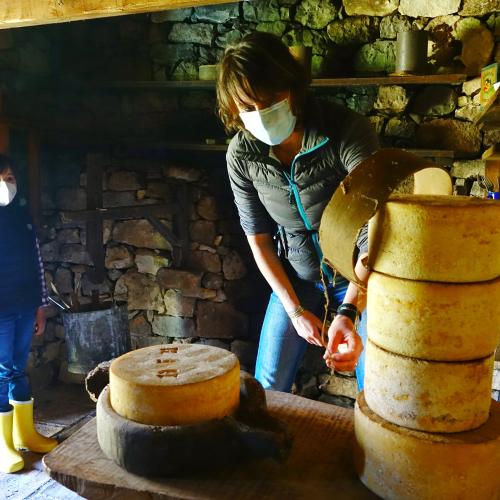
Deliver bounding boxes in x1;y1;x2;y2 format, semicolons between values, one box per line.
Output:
34;307;46;336
323;314;363;371
291;310;326;347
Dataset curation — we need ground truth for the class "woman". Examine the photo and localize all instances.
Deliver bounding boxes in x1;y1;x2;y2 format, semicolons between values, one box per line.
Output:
217;32;378;392
0;155;57;473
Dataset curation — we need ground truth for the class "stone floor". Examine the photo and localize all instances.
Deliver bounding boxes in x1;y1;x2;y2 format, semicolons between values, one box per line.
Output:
1;383;95;500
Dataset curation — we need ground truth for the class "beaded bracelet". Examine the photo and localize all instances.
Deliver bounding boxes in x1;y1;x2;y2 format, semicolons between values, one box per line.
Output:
287;305;305;319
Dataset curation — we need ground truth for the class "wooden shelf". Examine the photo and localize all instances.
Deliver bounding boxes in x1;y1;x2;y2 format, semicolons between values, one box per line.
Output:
44;131;477;158
83;74;467;91
87;80;217;90
120;140;229;151
103;140;476;158
311;74;467;87
403;148;475;159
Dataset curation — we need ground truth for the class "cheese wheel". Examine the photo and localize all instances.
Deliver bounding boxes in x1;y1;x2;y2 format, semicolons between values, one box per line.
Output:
367;272;500;361
368;195;500;282
364;340;493;432
110;344;240;426
354;392;500;500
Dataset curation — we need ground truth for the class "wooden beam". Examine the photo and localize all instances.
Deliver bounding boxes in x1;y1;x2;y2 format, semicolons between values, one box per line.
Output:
85;153;106;283
27;130;41;225
0;0;238;29
60;203;173;223
0;123;9;153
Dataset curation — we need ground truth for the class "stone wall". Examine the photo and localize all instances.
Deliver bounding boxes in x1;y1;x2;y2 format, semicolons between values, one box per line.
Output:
0;0;498;398
36;149;269;385
0;1;498;179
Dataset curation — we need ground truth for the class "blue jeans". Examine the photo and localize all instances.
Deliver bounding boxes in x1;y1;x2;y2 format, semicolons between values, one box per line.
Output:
354;311;367;391
255;277;367;392
0;308;36;412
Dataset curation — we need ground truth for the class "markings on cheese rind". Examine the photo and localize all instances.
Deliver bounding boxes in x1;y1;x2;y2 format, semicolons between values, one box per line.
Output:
160;347;178;354
156;358;176;364
112;344;239;386
157;368;179;378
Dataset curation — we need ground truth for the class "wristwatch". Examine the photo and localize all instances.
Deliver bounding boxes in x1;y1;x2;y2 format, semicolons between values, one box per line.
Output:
336;303;359;323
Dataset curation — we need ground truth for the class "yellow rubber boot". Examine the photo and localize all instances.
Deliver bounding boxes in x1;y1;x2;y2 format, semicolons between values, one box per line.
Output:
11;399;57;453
0;409;24;473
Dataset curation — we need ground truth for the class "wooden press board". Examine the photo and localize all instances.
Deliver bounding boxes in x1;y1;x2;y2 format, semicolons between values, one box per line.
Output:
43;391;378;500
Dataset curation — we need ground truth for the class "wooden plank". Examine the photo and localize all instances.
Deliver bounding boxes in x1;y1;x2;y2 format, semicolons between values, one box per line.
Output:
27;130;41;225
91;80;217;90
85;153;106;284
147;215;179;246
404;148;476;159
172;183;190;267
107;140;229;151
311;74;467;86
0;0;237;29
86;74;467;90
0;123;9;153
113;142;476;159
60;203;172;223
44;391;377;499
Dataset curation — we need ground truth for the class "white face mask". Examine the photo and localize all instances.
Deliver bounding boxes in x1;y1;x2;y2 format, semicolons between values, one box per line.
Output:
0;180;17;206
239;97;297;146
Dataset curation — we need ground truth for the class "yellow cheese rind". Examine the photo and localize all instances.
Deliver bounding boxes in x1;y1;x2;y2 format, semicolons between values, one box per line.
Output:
367;272;500;361
354;392;500;500
368;195;500;282
110;344;240;426
364;340;493;432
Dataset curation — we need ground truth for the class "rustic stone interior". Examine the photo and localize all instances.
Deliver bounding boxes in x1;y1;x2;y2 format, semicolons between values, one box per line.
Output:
0;1;498;407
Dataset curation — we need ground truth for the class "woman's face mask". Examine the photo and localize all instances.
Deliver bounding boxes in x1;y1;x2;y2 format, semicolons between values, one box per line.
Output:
0;180;17;206
239;97;297;146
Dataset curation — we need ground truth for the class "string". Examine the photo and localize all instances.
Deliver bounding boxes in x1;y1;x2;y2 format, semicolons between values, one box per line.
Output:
319;259;336;346
320;259;337;377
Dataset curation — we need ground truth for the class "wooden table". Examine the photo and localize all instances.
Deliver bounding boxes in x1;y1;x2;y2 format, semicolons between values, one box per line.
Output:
43;391;378;500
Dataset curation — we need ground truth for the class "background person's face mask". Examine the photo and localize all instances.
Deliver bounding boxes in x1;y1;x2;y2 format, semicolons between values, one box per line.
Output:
239;97;297;146
0;180;17;206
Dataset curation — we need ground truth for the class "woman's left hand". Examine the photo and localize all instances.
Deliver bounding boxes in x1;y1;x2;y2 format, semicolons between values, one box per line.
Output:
34;307;46;336
323;314;363;372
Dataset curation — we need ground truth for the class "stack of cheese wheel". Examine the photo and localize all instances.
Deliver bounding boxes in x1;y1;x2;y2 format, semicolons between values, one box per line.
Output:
354;195;500;500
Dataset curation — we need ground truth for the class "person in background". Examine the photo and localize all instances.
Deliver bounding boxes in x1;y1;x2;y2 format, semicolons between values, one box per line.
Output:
217;32;378;393
0;154;57;473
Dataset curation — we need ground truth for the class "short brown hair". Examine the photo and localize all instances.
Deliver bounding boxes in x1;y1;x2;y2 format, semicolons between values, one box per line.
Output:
216;32;309;133
0;154;15;176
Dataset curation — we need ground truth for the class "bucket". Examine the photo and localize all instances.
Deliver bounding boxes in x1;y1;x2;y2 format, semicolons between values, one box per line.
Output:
62;301;130;374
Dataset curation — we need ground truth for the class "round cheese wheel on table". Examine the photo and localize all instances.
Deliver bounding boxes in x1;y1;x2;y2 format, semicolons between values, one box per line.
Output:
364;340;493;433
109;344;240;426
368;195;500;282
354;392;500;500
367;272;500;361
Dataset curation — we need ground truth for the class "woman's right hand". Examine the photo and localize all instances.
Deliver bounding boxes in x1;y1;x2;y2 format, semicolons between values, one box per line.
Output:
291;310;326;347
